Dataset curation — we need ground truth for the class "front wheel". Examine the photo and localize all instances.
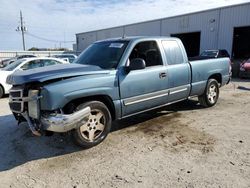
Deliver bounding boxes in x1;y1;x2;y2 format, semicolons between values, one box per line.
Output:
198;79;219;107
72;101;112;148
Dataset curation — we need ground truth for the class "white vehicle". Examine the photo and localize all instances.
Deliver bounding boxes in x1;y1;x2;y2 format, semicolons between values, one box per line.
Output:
52;54;77;63
0;57;68;98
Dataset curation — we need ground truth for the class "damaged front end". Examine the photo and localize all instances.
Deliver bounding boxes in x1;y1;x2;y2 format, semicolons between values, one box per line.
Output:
9;87;90;136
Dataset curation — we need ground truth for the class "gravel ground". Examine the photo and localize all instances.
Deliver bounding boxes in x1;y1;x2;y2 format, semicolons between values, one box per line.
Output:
0;79;249;188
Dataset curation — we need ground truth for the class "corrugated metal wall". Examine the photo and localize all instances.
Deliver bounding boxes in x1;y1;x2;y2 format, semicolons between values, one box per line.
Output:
161;10;220;52
97;27;124;40
218;3;250;55
77;27;124;50
76;3;250;56
125;20;161;36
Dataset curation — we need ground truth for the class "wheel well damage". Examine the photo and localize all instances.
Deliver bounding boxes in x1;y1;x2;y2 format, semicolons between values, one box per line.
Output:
63;95;116;120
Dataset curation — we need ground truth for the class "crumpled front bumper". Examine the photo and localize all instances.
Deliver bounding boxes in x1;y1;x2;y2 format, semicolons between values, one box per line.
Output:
9;88;91;135
41;107;91;133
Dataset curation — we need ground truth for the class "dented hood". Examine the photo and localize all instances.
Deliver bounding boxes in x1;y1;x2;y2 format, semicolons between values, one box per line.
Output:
6;64;109;85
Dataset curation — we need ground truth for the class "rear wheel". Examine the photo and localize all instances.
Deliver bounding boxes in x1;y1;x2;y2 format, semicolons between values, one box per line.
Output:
198;79;219;107
72;101;112;148
0;85;4;98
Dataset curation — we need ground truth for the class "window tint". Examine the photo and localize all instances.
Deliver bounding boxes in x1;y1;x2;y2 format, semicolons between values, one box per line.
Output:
162;40;184;65
129;41;163;67
21;60;42;70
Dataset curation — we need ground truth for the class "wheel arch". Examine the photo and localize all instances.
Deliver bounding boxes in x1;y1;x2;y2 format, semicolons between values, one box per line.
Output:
63;95;116;120
208;73;222;85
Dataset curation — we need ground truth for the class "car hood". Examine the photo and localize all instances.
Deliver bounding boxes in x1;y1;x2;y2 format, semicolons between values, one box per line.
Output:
6;64;110;85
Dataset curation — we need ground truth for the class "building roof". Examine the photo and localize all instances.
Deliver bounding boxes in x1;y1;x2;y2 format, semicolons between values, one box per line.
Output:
76;2;250;36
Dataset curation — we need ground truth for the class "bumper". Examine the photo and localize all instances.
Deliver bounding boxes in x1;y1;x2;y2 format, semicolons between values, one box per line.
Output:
19;106;91;135
222;74;231;86
9;88;91;134
41;107;90;132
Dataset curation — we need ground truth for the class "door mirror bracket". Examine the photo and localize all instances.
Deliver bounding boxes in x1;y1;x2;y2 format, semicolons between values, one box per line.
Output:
126;58;146;72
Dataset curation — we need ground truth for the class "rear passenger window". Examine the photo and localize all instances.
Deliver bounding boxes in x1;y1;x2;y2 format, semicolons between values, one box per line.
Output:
162;40;184;65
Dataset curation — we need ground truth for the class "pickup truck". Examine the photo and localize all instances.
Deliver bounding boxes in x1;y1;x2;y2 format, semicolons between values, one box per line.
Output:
7;37;231;148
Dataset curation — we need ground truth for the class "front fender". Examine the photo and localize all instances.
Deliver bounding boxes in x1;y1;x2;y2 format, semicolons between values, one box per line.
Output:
40;73;119;110
41;87;118;110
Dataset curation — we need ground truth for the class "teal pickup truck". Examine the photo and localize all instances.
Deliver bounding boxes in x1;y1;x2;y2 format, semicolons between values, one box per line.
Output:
7;37;231;148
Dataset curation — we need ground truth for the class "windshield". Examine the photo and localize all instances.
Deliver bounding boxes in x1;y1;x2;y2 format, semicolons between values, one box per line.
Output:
2;59;26;71
201;51;218;57
74;41;129;69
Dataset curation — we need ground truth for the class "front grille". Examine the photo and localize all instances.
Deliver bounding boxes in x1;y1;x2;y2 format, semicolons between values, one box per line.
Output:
9;102;23;112
9;89;25;113
9;90;22;98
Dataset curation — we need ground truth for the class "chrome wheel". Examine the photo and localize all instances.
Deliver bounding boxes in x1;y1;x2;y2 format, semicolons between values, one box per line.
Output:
198;79;219;107
72;101;112;148
207;84;217;104
79;110;105;142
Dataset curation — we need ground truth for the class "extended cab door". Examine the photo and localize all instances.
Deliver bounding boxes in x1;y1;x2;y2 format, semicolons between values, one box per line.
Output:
119;40;169;117
161;40;191;102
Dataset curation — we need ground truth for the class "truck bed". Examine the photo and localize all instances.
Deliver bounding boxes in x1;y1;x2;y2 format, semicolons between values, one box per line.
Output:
189;58;230;96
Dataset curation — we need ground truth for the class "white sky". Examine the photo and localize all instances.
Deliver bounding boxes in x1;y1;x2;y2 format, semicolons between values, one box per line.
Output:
0;0;249;50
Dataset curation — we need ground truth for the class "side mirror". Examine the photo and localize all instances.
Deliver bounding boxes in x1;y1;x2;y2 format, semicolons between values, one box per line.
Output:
127;58;146;71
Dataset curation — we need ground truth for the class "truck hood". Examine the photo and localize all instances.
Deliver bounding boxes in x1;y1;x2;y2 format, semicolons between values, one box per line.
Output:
6;64;109;85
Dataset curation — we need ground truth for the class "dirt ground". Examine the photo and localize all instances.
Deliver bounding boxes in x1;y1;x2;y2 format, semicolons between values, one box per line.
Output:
0;79;249;188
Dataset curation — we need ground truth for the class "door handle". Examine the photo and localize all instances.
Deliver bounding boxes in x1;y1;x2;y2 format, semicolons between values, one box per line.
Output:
159;72;167;79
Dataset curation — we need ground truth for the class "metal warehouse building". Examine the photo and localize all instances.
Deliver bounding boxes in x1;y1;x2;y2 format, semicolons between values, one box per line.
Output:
76;2;250;58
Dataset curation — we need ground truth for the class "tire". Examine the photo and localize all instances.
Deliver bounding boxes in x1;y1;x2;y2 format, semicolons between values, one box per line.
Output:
72;101;112;148
198;79;219;107
0;85;4;98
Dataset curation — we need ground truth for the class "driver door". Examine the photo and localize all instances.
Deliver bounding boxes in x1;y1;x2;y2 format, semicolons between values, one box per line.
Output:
119;41;169;117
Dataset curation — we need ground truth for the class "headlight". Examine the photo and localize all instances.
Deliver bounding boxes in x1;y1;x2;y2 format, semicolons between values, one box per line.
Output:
28;90;40;119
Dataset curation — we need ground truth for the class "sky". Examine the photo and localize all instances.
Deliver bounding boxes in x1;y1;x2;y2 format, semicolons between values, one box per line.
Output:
0;0;249;50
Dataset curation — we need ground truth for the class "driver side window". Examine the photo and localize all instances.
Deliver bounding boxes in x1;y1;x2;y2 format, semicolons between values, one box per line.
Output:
129;41;163;67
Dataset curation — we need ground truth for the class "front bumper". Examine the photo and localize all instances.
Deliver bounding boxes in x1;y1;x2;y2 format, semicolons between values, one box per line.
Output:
41;107;90;132
9;88;91;134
